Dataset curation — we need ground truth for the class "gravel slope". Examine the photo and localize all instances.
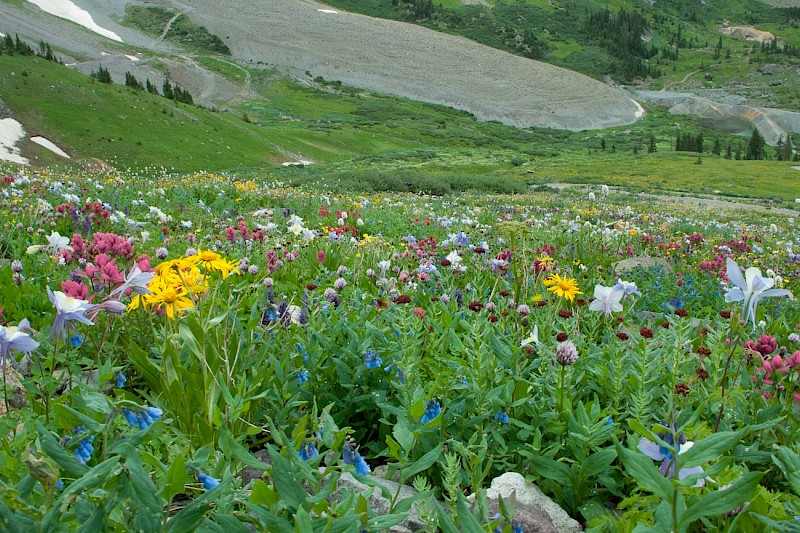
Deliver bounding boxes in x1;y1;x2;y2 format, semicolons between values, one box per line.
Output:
163;0;641;130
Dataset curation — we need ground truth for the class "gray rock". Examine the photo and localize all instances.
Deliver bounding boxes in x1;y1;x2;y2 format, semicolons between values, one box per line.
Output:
485;497;558;533
239;449;271;486
613;256;674;275
486;473;582;533
330;473;429;531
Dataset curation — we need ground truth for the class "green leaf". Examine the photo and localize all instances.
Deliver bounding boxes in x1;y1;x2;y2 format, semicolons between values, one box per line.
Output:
53;405;103;433
681;471;762;526
436;503;460;533
678;431;742;469
581;448;617;478
393;420;415;453
774;446;800;497
617;445;673;501
489;334;513;367
166;480;227;533
36;422;89;478
250;479;279;507
220;427;270;470
294;507;313;533
267;446;308;512
456;493;484;533
400;443;442;480
162;453;187;503
527;454;571;485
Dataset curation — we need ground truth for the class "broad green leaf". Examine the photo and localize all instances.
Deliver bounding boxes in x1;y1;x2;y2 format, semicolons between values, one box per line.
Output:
36;421;89;478
294;507;313;533
527;455;571;485
401;443;442;480
774;446;800;497
581;448;617;478
678;431;742;469
268;446;308;512
393;420;415;453
456;493;484;533
165;479;228;533
681;471;762;525
250;479;279;507
617;445;673;501
436;503;460;533
162;453;187;503
220;427;270;470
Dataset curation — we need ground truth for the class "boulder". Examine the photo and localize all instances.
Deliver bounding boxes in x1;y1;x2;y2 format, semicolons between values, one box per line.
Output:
485;473;582;533
613;256;674;276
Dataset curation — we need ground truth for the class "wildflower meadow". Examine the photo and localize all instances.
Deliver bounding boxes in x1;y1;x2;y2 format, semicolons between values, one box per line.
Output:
2;165;800;532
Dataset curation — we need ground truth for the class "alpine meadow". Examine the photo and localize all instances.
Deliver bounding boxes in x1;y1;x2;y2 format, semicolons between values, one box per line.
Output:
3;0;800;531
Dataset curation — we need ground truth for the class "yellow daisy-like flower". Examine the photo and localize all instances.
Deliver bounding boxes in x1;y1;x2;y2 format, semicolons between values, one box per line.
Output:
191;250;240;279
145;278;194;319
544;273;583;302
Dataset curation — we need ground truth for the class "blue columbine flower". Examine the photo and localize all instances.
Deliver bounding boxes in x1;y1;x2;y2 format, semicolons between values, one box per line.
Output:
363;350;382;369
197;471;220;490
343;442;371;476
116;371;127;388
299;442;319;461
638;426;705;487
420;399;441;425
494;409;509;424
298;369;309;384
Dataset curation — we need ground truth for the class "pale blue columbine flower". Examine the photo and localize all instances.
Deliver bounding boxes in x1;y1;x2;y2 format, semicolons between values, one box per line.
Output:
47;287;93;340
420;399;441;424
638;430;705;487
588;284;624;316
109;265;154;298
116;371;127;388
0;319;39;368
725;257;793;327
614;280;641;297
196;471;220;490
343;443;370;476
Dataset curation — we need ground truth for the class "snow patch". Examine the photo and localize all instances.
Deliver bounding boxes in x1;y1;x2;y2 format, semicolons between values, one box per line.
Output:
793;166;800;171
125;55;140;62
281;160;315;166
0;32;5;38
27;0;123;42
0;118;29;165
31;136;70;158
100;51;110;56
317;9;338;13
632;99;646;119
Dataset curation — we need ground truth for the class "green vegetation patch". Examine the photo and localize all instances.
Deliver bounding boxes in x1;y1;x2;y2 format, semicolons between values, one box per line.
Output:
122;5;230;55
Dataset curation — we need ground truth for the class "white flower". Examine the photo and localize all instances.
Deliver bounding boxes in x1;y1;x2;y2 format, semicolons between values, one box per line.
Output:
181;220;193;229
520;325;541;347
588;284;624;316
110;265;154;297
445;250;462;265
614;280;641;297
356;218;364;227
725;257;793;327
288;222;304;236
26;231;73;256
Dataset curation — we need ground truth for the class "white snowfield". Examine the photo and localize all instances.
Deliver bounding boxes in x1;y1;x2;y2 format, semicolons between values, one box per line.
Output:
31;136;71;158
26;0;122;42
0;118;30;165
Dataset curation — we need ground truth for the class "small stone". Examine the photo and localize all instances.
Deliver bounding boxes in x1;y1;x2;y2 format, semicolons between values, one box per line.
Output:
613;256;673;276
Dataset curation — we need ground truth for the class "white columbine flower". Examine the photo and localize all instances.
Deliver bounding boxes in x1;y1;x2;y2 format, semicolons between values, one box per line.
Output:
588;284;624;316
614;280;641;297
445;250;462;266
26;231;73;256
725;257;793;327
520;325;542;347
